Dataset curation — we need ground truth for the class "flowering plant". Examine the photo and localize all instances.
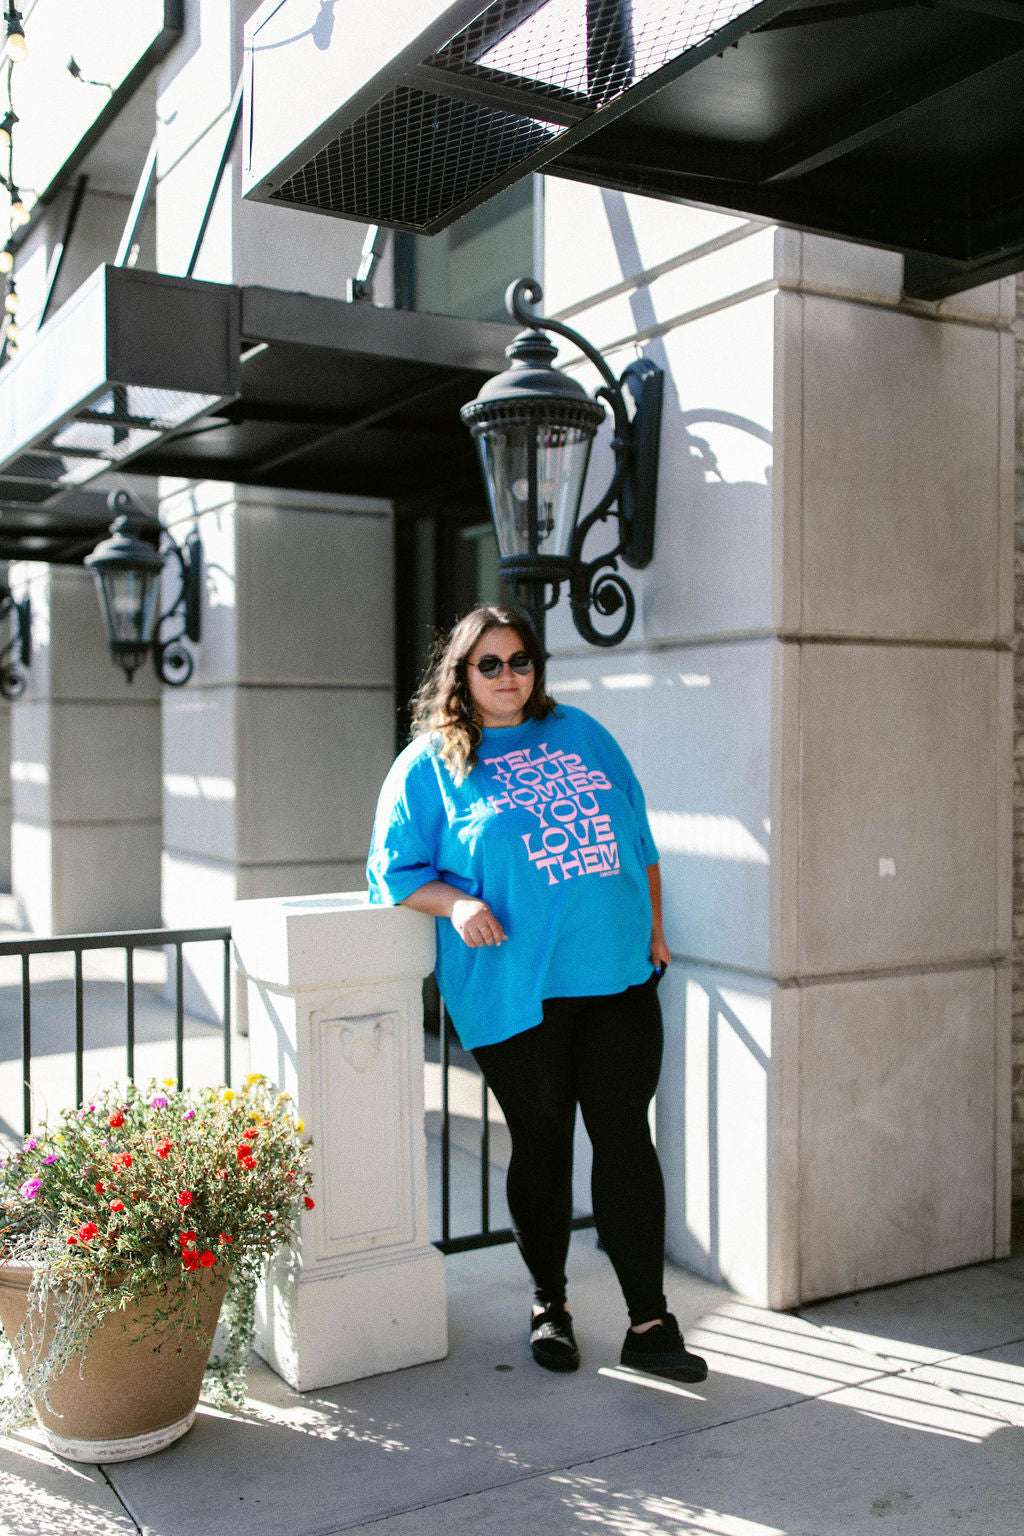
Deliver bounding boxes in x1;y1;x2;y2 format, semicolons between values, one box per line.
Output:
0;1075;312;1425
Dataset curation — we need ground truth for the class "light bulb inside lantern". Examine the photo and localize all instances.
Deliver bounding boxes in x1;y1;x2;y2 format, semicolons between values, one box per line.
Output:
6;319;19;340
0;249;13;276
0;114;14;151
4;289;17;314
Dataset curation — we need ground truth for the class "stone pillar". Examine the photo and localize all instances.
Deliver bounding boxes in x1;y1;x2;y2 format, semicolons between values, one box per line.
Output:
7;561;161;933
232;892;447;1391
159;481;396;1014
155;4;397;1012
540;181;1011;1306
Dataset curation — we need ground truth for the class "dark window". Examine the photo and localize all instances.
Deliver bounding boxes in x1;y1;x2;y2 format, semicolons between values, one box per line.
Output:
394;177;535;323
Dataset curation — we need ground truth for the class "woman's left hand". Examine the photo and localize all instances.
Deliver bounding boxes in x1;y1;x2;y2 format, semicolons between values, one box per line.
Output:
651;930;671;973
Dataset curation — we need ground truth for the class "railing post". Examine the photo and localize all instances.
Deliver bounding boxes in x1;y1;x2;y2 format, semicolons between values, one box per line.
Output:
232;891;445;1392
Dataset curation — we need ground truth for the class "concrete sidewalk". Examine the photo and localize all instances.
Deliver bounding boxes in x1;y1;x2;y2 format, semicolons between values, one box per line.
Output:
3;1220;1024;1536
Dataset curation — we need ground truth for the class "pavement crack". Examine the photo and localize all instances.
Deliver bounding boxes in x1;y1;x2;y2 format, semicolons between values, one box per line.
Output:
98;1464;143;1535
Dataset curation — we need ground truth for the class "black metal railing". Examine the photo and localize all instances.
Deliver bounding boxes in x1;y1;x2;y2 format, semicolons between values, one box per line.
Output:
0;928;591;1254
0;926;231;1138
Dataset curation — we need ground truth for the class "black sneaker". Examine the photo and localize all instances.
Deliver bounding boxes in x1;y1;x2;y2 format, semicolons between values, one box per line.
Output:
530;1305;580;1372
620;1313;708;1382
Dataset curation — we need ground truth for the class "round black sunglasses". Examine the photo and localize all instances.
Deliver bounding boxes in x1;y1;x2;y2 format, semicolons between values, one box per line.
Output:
468;652;535;679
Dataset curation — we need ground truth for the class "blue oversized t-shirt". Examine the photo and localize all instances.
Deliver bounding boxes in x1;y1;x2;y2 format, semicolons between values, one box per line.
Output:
366;706;659;1049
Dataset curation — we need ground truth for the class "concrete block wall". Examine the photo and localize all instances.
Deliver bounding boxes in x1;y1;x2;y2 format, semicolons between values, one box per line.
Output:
541;180;1013;1305
7;560;162;933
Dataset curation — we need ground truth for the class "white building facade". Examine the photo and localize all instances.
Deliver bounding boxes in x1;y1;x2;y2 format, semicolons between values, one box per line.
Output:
0;0;1015;1307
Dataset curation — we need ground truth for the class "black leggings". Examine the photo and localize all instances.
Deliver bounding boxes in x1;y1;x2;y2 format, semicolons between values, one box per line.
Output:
472;976;667;1327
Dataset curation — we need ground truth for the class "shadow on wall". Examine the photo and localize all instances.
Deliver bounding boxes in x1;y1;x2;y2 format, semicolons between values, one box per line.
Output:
661;969;771;1291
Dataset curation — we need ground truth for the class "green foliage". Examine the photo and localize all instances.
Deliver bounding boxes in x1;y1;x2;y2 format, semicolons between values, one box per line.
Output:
0;1075;313;1425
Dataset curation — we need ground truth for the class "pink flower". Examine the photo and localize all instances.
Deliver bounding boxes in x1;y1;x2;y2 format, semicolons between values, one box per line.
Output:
18;1178;41;1201
22;1138;36;1151
42;1154;56;1165
183;1109;196;1121
149;1095;168;1109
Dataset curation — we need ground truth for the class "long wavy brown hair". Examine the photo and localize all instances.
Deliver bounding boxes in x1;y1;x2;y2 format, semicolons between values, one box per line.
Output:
410;605;557;783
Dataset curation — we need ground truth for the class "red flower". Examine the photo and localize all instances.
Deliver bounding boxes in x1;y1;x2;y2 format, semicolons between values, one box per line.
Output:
242;1127;259;1141
236;1143;252;1161
304;1196;315;1210
179;1229;196;1246
66;1236;78;1246
264;1213;273;1223
112;1152;132;1169
78;1221;99;1242
94;1181;105;1194
177;1190;193;1207
284;1171;294;1182
239;1153;255;1170
182;1251;200;1272
199;1250;215;1268
218;1232;232;1244
108;1111;124;1128
110;1199;125;1213
215;1168;229;1179
155;1139;172;1158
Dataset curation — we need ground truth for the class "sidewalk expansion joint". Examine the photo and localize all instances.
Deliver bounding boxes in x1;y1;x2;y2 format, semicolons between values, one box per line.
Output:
98;1463;143;1534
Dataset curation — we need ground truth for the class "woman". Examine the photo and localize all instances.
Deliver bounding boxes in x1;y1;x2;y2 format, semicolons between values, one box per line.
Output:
367;605;707;1382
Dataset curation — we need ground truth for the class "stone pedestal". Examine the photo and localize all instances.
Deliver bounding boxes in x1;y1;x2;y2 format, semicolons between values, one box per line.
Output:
232;891;447;1391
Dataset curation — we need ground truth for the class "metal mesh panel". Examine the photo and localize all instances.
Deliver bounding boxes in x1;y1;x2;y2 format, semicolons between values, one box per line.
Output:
0;388;222;502
430;0;759;107
270;85;564;230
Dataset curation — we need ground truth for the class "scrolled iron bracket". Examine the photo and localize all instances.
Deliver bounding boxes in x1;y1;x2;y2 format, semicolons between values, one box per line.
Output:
0;583;30;698
506;279;662;647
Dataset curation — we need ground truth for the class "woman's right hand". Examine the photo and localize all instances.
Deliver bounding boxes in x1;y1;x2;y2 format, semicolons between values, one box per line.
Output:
450;898;507;948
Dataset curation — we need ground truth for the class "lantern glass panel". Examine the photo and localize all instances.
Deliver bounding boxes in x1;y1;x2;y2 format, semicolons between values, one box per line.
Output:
94;567;161;647
476;421;594;560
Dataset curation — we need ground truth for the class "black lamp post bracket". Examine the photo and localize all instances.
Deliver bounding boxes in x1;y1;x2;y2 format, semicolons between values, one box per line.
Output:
504;279;663;647
153;525;202;686
0;583;30;698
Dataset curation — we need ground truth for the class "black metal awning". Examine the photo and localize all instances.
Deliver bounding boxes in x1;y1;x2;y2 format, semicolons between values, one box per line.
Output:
243;0;1024;299
0;265;515;562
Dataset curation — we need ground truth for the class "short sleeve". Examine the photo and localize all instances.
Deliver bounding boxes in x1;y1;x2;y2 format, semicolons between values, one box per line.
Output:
366;748;442;905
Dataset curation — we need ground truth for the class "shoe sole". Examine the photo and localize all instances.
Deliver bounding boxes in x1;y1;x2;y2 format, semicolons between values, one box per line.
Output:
619;1355;708;1383
531;1346;581;1372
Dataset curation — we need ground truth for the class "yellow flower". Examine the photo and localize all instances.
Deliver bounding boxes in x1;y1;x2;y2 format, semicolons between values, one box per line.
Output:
161;1077;176;1088
220;1089;236;1103
244;1072;264;1086
295;1120;305;1134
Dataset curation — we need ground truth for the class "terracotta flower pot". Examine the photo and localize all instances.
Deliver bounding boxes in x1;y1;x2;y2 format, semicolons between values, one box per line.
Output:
0;1261;228;1462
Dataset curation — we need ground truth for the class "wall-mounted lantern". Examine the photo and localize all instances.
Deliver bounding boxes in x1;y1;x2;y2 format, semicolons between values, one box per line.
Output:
0;582;30;697
85;490;202;686
460;278;663;649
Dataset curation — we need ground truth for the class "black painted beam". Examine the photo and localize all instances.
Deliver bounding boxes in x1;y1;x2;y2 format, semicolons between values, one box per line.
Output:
762;33;1024;181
